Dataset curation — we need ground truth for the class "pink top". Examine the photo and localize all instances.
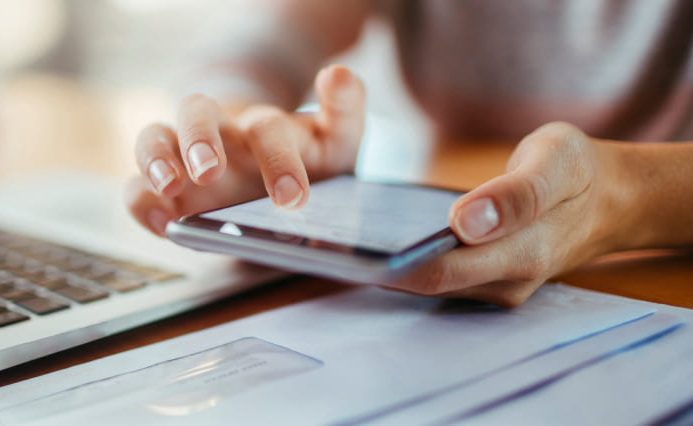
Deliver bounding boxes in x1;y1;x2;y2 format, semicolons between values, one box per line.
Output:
207;1;693;141
380;0;693;141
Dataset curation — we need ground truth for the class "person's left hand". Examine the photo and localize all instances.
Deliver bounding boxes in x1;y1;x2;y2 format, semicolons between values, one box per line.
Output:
386;122;633;307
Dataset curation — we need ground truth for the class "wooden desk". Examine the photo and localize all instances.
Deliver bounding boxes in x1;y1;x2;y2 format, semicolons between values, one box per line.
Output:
1;138;691;388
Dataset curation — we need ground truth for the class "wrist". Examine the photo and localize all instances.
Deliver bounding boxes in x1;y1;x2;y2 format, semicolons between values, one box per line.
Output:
600;141;693;251
590;141;644;254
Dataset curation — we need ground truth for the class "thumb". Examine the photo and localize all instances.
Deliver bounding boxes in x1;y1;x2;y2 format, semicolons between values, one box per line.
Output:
449;122;594;244
314;64;366;150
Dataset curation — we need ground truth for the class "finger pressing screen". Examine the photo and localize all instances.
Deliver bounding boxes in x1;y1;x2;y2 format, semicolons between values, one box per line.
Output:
176;94;228;184
235;105;311;209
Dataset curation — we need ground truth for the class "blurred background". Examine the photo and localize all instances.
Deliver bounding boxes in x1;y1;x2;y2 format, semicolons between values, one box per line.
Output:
0;0;427;182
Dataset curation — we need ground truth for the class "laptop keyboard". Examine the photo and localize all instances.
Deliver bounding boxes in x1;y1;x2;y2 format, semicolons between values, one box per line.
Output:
0;230;183;327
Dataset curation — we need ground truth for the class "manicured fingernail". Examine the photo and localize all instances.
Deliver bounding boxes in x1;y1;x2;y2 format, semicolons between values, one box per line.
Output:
148;159;175;193
148;208;170;236
273;175;303;209
188;142;218;179
454;198;499;240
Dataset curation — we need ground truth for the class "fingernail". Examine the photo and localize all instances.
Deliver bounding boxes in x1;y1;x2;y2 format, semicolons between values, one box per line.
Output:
454;198;499;240
148;209;170;236
273;175;304;209
188;143;218;179
148;159;175;193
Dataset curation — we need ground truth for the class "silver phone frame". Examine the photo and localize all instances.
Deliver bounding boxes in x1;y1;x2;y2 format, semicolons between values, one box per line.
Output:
166;177;463;284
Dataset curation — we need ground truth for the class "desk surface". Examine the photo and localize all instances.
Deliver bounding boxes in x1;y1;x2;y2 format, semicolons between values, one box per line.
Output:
1;138;691;388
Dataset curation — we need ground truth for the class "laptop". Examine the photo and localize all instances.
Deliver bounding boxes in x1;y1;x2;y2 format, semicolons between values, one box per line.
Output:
0;172;283;370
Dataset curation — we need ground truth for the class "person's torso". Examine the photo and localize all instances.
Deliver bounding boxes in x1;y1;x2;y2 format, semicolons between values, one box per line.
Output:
380;0;693;141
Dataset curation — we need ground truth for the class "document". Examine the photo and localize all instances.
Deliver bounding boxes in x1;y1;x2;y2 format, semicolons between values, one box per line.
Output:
462;304;693;426
0;284;685;425
348;312;683;425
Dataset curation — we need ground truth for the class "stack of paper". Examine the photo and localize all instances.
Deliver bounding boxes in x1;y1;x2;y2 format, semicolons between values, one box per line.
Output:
0;284;689;425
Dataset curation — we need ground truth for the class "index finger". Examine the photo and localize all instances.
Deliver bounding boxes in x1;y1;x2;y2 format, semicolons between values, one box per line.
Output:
176;94;228;185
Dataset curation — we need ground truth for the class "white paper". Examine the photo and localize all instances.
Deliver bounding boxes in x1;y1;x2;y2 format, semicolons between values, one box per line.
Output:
462;306;693;426
350;312;684;425
0;284;677;425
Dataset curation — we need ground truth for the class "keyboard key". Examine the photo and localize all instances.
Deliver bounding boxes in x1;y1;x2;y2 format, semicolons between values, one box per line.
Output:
1;230;183;302
16;296;69;315
0;236;31;250
64;255;92;272
54;285;109;303
42;248;70;265
77;264;116;281
137;269;183;283
0;285;34;302
23;243;53;258
0;253;23;270
31;273;70;290
114;263;182;282
0;307;29;327
97;258;185;282
15;264;46;281
0;272;14;285
96;275;146;292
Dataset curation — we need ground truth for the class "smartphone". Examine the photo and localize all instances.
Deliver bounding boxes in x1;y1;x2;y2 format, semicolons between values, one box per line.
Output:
166;175;464;284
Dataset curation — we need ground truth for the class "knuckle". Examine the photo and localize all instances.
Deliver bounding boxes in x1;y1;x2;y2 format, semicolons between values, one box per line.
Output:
244;107;287;138
523;173;550;220
180;124;212;146
536;122;589;159
263;147;290;174
535;122;593;188
527;121;583;152
536;121;581;138
504;174;547;225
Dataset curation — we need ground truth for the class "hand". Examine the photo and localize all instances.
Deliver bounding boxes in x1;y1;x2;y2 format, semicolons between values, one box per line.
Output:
387;122;631;307
125;65;365;236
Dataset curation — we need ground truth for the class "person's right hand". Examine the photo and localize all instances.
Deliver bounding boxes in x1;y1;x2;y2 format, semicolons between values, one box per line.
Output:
126;65;366;236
